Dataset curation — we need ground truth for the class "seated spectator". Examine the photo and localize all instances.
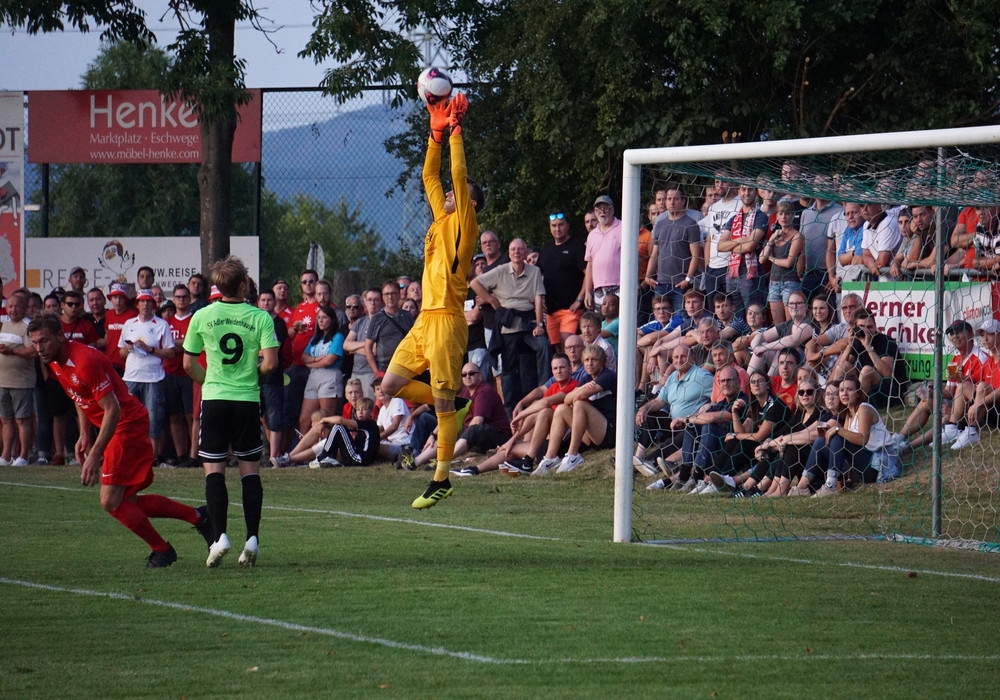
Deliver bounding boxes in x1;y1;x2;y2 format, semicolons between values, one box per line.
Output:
413;363;511;469
732;302;770;367
533;344;618;475
944;319;1000;450
458;354;578;476
636;294;673;391
696;371;792;495
599;293;620;358
892;320;987;453
646;364;744;491
689;317;720;371
830;307;908;407
723;374;823;497
770;348;800;409
806;293;863;373
579;310;617;373
374;376;412;462
804;295;839;376
802;375;894;496
747;290;813;375
714;292;750;344
860;202;902;279
709;340;750;399
645;289;712;381
632;344;713;478
309;397;381;468
288;408;332;465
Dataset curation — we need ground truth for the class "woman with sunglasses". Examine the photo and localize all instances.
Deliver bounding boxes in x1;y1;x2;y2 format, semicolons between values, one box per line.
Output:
799;374;891;497
700;370;791;495
787;380;846;495
745;377;825;497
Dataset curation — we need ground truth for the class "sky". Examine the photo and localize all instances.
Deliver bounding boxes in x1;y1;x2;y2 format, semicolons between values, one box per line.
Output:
0;2;333;92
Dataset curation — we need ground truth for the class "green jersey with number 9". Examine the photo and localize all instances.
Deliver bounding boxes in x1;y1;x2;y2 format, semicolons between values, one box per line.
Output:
183;300;279;402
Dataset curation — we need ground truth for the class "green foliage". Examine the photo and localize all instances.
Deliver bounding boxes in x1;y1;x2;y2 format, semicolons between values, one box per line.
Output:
259;190;412;292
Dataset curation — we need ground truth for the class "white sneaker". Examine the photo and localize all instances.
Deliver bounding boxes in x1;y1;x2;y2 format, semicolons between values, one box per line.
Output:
533;456;562;476
11;457;28;467
238;536;258;567
688;480;710;495
557;454;585;473
0;457;10;466
207;533;231;568
646;478;670;491
633;456;658;477
698;482;719;495
950;426;980;450
941;424;961;443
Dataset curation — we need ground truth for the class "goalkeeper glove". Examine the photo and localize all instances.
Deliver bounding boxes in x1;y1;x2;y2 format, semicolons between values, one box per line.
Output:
428;100;449;143
448;93;468;136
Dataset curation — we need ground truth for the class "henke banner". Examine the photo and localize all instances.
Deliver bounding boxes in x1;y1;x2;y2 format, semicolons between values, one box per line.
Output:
27;89;262;164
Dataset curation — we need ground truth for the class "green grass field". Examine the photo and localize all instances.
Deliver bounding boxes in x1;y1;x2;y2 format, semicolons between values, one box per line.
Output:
2;461;999;698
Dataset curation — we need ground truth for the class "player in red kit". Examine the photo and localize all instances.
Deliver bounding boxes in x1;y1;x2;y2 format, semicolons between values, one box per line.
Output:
28;315;212;568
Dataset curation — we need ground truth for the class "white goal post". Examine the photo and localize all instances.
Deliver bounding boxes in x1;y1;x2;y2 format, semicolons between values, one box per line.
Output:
613;124;1000;543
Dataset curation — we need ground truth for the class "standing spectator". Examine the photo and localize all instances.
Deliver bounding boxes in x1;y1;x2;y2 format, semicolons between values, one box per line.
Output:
584;209;598;232
188;273;208;313
0;291;36;466
702;177;742;307
283;269;320;449
341;293;365;381
344;287;381;400
833;202;867;284
136;266;155;291
164;285;196;467
150;285;166;308
183;255;279;568
860;203;902;279
584;195;623;309
536;209;587;351
272;278;293;326
119;289;176;463
479;230;508;271
59;290;99;346
297;306;345;436
28;314;212;568
257;287;289;467
471;238;550;414
464;255;490;379
68;266;88;294
645;182;702;313
798;195;843;300
84;287;108;350
718;185;769;315
758;200;804;325
104;283;137;376
364;280;414;376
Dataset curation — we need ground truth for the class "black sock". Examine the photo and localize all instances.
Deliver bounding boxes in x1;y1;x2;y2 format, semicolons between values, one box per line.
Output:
956;419;968;431
205;472;228;542
241;473;263;541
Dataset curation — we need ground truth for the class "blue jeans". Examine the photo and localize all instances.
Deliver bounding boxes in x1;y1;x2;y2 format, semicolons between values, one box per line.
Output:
693;422;728;471
127;380;166;439
726;275;767;316
803;434;876;486
409;412;438;452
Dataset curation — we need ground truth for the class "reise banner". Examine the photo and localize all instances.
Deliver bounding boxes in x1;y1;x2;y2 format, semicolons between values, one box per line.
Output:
27;89;262;164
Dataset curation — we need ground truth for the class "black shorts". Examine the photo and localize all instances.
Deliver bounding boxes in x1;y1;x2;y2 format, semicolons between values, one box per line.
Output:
198;399;263;462
163;374;193;415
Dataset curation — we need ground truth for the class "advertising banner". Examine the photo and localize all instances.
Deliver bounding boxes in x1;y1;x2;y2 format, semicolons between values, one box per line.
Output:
844;280;997;380
25;236;259;298
27;89;262;164
0;92;24;296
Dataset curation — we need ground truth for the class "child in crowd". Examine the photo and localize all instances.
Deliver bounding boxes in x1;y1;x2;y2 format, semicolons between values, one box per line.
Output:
288;409;333;465
310;397;381;468
374;376;412;461
579;310;617;372
599;293;620;358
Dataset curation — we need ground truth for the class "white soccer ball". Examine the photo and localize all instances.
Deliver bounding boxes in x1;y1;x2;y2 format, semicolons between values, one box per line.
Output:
417;67;453;106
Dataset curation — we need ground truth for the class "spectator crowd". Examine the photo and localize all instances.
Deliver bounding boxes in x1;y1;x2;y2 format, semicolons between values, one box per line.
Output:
3;163;998;499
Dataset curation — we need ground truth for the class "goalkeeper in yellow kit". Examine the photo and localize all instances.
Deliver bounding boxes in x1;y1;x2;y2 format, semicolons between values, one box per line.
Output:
380;91;485;509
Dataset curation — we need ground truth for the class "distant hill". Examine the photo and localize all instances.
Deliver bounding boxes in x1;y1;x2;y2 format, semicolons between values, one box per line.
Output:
262;102;428;249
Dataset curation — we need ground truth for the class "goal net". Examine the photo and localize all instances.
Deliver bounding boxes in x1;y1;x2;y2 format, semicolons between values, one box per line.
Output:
614;126;1000;552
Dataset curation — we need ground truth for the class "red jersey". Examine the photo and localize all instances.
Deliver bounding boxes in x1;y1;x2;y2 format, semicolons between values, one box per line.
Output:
543;378;579;399
771;375;797;410
47;340;148;429
289;300;318;367
946;346;987;393
165;313;193;376
61;316;99;346
277;305;293;327
104;307;138;368
981;354;1000;390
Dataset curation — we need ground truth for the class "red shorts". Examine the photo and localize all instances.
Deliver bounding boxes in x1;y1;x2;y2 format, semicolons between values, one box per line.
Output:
546;308;582;346
100;415;154;497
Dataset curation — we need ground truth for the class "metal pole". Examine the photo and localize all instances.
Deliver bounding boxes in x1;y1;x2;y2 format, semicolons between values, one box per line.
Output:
40;163;49;238
931;148;945;537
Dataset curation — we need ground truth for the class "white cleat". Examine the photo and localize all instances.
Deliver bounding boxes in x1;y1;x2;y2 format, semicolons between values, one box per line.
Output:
238;536;259;567
206;532;231;568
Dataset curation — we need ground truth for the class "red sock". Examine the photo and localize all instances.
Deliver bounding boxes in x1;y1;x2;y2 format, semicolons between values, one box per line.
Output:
136;494;199;524
109;501;169;552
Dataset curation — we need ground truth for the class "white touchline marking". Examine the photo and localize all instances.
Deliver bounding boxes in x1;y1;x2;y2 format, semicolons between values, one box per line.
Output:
1;480;996;581
3;577;1000;666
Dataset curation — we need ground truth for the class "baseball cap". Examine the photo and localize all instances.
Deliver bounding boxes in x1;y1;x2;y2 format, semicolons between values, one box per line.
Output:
472;253;486;262
108;282;129;298
209;285;223;301
69;266;85;276
594;195;614;207
977;319;1000;334
946;320;973;336
135;288;155;302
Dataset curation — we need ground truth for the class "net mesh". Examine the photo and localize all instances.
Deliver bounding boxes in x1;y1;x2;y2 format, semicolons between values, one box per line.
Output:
630;141;1000;552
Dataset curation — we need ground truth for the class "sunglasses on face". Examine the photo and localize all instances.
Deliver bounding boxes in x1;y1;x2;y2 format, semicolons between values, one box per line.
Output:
300;280;316;285
798;389;816;396
64;301;81;308
461;371;480;377
549;212;566;221
346;304;362;309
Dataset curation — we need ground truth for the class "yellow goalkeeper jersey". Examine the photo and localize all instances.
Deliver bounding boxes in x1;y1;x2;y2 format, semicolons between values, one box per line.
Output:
420;133;479;315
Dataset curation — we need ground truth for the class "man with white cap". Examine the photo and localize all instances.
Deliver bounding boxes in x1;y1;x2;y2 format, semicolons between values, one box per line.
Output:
583;194;622;310
119;289;176;462
949;318;1000;449
891;319;988;453
104;282;137;377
